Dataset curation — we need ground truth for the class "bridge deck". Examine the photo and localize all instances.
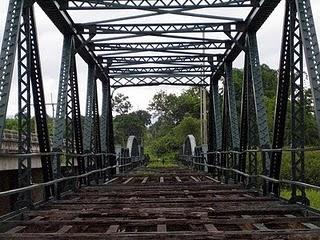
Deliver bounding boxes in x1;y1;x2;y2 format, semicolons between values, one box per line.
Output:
1;167;320;239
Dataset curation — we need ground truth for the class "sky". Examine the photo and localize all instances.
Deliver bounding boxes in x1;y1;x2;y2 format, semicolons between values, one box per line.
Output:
0;0;320;118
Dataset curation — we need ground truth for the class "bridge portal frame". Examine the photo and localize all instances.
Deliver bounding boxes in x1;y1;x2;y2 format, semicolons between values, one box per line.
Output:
0;0;319;211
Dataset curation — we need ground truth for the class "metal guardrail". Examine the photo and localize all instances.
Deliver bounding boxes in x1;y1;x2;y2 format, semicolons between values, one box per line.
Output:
179;147;320;204
0;152;147;198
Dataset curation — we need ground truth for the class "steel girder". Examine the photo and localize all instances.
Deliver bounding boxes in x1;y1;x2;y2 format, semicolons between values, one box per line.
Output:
93;41;232;52
104;56;222;65
83;65;98;174
221;62;240;180
17;5;32;208
16;4;54;202
0;0;24;143
109;66;213;75
111;75;209;88
225;62;240;150
66;54;85;178
290;0;306;204
52;36;73;190
101;80;113;172
52;35;85;196
36;0;109;82
270;0;308;201
212;78;222;151
211;0;282;81
239;42;259;185
295;0;320;136
78;22;244;35
247;32;271;177
66;0;255;9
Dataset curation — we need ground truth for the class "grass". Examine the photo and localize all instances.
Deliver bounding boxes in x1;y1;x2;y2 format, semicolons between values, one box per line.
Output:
281;188;320;210
147;158;178;168
146;152;179;168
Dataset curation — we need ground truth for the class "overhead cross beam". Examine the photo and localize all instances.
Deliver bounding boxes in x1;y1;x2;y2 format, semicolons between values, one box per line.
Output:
66;0;256;9
78;22;245;34
92;41;232;52
109;66;213;74
103;55;222;65
111;75;210;88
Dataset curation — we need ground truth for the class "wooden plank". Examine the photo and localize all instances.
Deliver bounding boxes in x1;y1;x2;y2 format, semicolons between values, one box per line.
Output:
30;216;44;222
205;224;222;233
253;223;270;231
241;215;254;230
302;223;320;230
104;177;119;185
141;177;148;184
106;225;119;233
56;225;72;234
160;177;164;183
205;176;220;183
5;226;26;234
123;177;134;184
190;176;200;182
157;224;167;232
175;176;182;182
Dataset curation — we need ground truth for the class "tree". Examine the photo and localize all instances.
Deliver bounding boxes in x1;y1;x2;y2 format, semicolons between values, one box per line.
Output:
148;88;200;125
113;110;151;145
112;93;132;115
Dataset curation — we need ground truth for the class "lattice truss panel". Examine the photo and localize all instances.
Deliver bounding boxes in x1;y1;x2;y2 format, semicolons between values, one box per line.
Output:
63;0;258;87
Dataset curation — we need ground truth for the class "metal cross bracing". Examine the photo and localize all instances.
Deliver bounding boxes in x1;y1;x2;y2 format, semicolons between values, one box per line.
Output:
65;0;256;9
77;22;244;34
0;0;319;223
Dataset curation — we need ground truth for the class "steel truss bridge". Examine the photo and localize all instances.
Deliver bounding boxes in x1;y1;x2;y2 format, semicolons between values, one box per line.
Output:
0;0;320;238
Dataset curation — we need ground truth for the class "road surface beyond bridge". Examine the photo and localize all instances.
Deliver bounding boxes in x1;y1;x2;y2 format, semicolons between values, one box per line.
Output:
1;166;320;239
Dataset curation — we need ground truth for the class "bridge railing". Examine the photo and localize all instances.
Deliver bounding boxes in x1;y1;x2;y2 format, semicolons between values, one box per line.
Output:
0;135;147;217
179;136;320;209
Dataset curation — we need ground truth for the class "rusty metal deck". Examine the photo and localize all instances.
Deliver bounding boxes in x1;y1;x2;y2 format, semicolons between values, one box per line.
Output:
1;167;320;239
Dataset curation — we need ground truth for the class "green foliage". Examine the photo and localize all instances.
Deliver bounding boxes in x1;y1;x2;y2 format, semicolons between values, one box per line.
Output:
145;116;200;161
147;152;178;168
4;115;54;136
148;88;200;125
113;110;151;145
280;151;320;186
281;189;320;210
5;117;18;131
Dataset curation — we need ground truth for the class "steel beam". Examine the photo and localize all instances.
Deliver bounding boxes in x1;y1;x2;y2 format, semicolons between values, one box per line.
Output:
111;76;209;88
17;5;32;209
0;0;24;143
92;41;232;52
225;62;240;150
36;0;109;82
66;0;254;9
104;56;222;65
109;66;212;75
52;35;73;196
78;22;244;35
295;0;320;135
247;32;271;181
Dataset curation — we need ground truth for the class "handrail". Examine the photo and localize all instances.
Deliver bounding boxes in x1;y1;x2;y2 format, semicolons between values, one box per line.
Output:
179;147;320;193
0;153;146;198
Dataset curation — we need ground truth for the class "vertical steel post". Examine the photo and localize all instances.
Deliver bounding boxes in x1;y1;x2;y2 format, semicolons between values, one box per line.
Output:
0;0;24;142
247;32;271;193
295;0;320;135
17;5;32;208
52;35;73;198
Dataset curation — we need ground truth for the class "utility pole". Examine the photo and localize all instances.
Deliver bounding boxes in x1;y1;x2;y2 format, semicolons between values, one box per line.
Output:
200;31;207;145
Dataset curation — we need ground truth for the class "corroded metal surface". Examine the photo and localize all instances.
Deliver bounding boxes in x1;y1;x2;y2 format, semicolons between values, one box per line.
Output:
0;167;320;239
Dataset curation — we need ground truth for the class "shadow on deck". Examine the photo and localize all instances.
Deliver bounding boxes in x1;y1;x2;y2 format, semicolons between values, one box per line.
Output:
0;167;320;239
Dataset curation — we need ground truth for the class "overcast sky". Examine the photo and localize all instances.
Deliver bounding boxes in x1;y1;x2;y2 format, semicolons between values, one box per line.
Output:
0;1;320;118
